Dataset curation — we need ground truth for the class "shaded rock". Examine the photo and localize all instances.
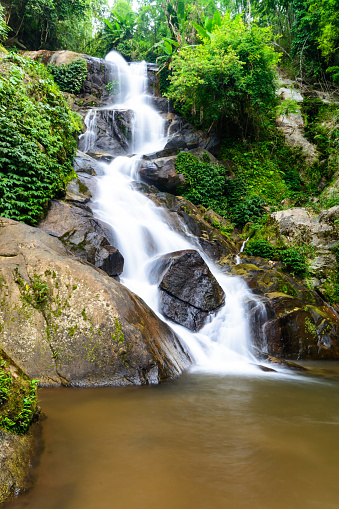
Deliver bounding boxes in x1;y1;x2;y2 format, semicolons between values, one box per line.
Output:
38;200;123;275
95;245;124;276
0;423;41;505
0;218;191;386
151;250;225;331
138;156;187;194
144;125;220;159
228;261;339;359
78;109;133;157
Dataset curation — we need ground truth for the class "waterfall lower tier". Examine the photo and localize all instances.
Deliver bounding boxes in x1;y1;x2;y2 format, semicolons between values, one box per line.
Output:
87;51;266;375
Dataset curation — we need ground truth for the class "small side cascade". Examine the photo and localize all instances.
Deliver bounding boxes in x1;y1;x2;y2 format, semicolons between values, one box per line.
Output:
79;109;98;154
235;238;249;265
84;50;277;375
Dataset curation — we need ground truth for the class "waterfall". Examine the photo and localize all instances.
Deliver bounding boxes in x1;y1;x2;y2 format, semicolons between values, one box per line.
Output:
87;51;265;375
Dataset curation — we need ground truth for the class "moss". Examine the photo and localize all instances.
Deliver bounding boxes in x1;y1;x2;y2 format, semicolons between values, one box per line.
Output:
111;317;124;343
0;350;38;435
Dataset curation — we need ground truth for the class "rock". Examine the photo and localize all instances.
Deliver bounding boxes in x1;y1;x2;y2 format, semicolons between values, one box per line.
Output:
73;150;105;176
78;109;133;157
87;152;114;162
95;245;124;277
0;348;42;505
150;250;225;331
144;125;220;159
132;182;237;262
65;177;92;203
0;423;41;505
22;50;115;104
39;200;123;275
228;262;339;359
269;207;339;300
138;156;187;194
0;218;191;386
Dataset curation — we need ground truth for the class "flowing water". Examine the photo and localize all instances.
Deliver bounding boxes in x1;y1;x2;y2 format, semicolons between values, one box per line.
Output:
6;53;339;508
83;51;269;373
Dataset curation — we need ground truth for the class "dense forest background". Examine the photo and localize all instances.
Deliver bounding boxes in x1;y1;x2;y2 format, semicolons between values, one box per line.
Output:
0;0;338;84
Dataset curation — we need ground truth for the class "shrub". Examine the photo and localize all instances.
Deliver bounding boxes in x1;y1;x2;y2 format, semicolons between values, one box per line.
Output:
245;239;276;259
231;195;265;227
175;152;227;215
47;58;88;94
0;354;38;435
166;14;279;135
0;53;81;225
279;248;308;276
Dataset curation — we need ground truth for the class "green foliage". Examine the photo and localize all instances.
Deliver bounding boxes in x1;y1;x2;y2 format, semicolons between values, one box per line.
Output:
0;354;38;435
0;4;8;42
245;239;276;258
166;14;279;135
245;239;308;275
47;58;88;94
1;0;100;51
175;152;227;215
220;127;304;207
0;53;81;225
302;99;339;188
279;247;307;275
231;195;266;227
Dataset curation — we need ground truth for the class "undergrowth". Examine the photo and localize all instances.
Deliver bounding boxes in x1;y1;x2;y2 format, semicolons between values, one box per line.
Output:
0;351;38;435
0;53;82;225
245;239;308;276
47;58;88;94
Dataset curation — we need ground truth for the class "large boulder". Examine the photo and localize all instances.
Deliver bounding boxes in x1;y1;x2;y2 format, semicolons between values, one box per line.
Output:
39;200;124;277
78;109;134;157
0;218;190;386
151;250;225;331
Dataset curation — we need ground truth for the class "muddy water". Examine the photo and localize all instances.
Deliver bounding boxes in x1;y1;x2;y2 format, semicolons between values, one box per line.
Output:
8;367;339;509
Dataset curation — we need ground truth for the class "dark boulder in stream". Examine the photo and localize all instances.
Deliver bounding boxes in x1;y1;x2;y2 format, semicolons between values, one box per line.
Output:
150;250;225;331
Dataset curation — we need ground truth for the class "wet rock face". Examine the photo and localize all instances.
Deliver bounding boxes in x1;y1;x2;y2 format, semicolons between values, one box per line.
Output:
151;250;225;331
0;218;191;386
230;262;339;359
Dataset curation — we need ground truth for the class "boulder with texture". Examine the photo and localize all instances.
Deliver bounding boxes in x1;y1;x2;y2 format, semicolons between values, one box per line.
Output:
38;200;124;275
0;218;191;386
229;261;339;359
151;250;225;331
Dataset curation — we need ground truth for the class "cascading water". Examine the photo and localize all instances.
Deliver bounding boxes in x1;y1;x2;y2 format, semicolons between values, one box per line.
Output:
86;51;269;375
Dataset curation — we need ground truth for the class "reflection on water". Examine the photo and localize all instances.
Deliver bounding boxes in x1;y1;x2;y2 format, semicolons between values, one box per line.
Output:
7;367;339;509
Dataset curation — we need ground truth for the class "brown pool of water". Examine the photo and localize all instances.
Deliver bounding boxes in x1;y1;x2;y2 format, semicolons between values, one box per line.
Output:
6;366;339;509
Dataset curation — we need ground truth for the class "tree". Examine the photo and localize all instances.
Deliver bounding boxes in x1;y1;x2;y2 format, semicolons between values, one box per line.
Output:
166;13;279;136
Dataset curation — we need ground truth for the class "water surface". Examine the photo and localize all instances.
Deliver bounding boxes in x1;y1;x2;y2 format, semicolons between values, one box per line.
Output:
8;366;339;509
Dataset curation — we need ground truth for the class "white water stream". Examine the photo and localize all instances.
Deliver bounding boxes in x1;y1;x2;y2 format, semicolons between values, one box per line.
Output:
84;52;270;376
